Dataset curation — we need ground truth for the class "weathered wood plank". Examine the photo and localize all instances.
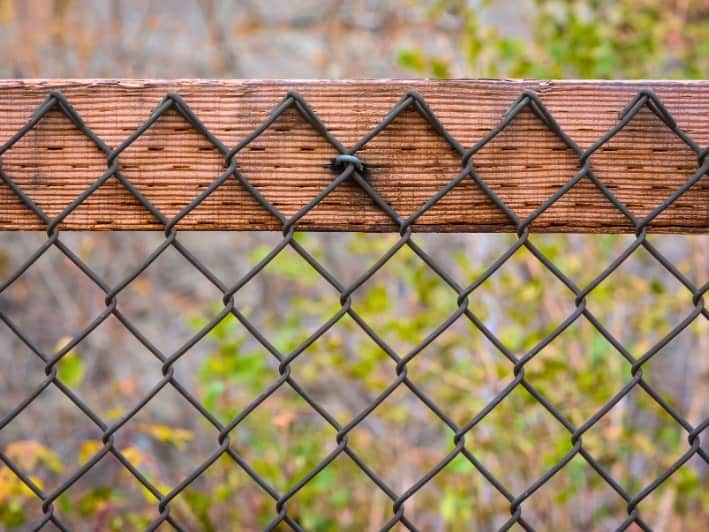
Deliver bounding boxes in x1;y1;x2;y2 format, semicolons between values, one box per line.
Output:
0;79;706;232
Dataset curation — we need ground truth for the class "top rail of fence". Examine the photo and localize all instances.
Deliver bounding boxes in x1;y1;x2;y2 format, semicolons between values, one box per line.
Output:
0;79;707;233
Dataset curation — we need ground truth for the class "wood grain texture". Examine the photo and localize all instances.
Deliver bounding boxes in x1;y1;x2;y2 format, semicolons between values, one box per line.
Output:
0;79;707;233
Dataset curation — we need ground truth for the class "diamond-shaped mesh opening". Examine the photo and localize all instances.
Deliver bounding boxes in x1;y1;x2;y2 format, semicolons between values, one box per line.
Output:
53;315;164;419
466;243;577;354
173;312;278;425
518;454;629;530
418;233;514;287
234;239;343;352
0;385;103;492
0;243;106;353
581;386;693;495
524;318;631;427
56;452;156;531
640;318;707;427
287;313;393;426
633;454;708;530
591;106;704;224
463;386;572;496
405;317;515;427
112;385;219;492
350;243;460;353
345;385;452;493
284;453;389;531
294;232;401;287
584;244;697;350
172;231;269;285
0;107;108;224
395;452;512;530
118;105;226;221
116;243;226;354
229;384;339;493
166;452;274;530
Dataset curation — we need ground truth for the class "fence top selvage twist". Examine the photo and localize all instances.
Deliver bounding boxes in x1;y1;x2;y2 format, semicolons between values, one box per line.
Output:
0;83;707;531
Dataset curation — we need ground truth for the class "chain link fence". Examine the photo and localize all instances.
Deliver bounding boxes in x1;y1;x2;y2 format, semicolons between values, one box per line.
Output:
0;87;707;531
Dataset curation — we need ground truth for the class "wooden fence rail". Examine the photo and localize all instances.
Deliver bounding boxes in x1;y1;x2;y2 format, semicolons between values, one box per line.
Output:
0;79;706;232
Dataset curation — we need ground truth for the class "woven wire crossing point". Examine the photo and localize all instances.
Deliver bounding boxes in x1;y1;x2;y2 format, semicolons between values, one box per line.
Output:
0;83;706;531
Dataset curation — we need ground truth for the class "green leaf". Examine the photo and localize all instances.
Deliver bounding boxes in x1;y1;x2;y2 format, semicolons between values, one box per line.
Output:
360;283;389;314
650;278;664;294
431;58;450;78
54;337;85;387
500;324;523;351
439;488;459;523
397;49;425;71
0;500;25;528
39;448;64;473
183;489;214;531
77;486;112;516
203;381;225;412
448;454;474;475
311;466;335;491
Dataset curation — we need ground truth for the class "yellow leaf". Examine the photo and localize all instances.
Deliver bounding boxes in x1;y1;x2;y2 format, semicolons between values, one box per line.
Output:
79;440;103;465
40;448;64;474
138;483;158;503
27;475;45;493
138;480;169;504
104;407;126;421
5;440;64;474
121;446;146;468
0;468;16;501
6;440;45;470
139;424;194;450
0;466;46;502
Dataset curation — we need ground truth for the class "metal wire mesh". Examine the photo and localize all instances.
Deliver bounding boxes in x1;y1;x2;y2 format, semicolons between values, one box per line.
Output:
0;88;707;531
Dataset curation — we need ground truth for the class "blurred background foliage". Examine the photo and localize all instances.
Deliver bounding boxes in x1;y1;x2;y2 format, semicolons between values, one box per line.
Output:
398;0;709;79
0;0;707;530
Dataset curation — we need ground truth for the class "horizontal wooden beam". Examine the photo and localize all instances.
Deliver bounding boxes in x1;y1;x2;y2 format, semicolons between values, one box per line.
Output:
0;79;707;233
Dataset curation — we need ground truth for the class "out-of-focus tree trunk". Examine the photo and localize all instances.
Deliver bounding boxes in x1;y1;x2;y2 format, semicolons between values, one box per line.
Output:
196;0;241;76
